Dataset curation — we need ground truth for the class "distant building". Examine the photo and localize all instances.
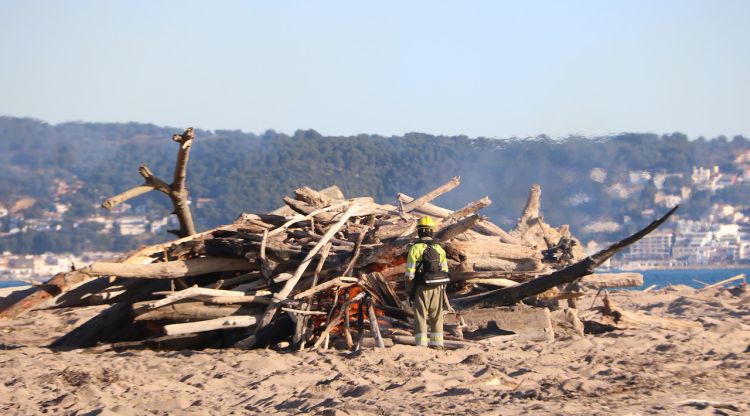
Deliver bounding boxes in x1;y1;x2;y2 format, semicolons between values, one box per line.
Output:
734;150;750;165
1;251;120;281
691;166;725;192
619;229;674;265
589;168;607;183
733;150;750;181
652;172;684;190
609;215;750;267
734;150;750;182
53;203;70;214
606;183;643;199
86;216;115;233
628;170;652;185
711;203;746;224
116;215;149;235
680;186;692;200
654;192;682;208
712;224;741;263
150;216;172;233
24;218;53;232
9;257;34;269
109;202;133;215
672;222;713;265
670;221;748;264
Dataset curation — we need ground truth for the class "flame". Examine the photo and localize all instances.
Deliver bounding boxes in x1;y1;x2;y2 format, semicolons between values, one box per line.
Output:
311;284;389;336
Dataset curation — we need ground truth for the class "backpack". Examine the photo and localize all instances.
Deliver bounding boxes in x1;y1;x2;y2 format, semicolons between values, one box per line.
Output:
417;243;451;287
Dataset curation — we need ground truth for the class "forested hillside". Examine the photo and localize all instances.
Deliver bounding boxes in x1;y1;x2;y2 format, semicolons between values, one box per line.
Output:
1;116;749;253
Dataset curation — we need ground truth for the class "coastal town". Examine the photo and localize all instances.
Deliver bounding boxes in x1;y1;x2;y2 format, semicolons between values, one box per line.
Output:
611;219;750;269
608;150;750;268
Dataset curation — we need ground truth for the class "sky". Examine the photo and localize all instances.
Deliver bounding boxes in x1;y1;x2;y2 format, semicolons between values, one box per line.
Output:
0;1;748;139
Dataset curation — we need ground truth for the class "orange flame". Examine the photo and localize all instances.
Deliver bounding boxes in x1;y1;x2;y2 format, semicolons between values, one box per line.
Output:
311;285;389;336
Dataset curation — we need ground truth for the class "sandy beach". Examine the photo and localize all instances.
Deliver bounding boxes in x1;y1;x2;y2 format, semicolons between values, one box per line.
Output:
1;284;748;415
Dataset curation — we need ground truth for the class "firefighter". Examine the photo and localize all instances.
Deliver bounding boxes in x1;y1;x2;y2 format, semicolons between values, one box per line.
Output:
404;216;450;348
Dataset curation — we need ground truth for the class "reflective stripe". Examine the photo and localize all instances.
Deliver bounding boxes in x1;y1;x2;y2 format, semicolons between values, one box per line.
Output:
406;262;417;270
405;271;415;279
429;332;444;347
415;333;429;346
424;277;450;284
440;261;448;272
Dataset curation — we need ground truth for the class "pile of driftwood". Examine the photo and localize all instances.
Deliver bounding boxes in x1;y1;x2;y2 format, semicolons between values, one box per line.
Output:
0;176;676;351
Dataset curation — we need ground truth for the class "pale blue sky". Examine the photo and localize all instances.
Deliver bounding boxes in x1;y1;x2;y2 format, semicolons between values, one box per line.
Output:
1;1;748;138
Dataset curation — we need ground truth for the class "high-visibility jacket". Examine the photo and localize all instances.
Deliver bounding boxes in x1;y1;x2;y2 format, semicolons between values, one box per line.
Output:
405;238;449;290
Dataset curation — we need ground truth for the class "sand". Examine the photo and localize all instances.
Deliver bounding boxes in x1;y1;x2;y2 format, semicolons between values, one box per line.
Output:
1;284;748;415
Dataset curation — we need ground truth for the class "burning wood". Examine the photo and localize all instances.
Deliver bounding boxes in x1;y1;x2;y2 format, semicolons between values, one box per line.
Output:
0;176;677;352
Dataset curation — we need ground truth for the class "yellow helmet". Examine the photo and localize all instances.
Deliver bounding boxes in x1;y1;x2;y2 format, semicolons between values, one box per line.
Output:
417;216;435;229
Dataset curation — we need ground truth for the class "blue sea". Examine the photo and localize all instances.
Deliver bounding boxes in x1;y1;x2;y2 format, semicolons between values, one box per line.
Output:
0;281;31;289
621;268;749;289
1;269;747;290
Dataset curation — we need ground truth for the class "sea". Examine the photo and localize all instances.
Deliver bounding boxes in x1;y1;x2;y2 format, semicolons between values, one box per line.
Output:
611;268;749;289
1;280;32;289
1;268;747;290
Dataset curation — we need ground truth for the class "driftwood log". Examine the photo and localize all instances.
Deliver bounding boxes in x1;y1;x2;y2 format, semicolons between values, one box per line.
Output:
164;315;260;336
134;301;257;322
580;273;644;289
84;258;253;279
0;271;91;320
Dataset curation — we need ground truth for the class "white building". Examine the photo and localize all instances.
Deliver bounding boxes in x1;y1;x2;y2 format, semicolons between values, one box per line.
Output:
116;215;149;235
149;216;172;233
671;221;747;264
654;193;682;208
86;216;115;233
1;252;120;282
628;170;652;185
620;229;674;264
691;166;725;192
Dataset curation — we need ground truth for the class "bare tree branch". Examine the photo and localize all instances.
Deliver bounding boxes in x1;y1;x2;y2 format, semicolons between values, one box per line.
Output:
139;165;170;194
101;127;197;237
102;185;159;210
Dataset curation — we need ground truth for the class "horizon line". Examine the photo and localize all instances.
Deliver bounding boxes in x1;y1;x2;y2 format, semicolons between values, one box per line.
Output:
1;113;747;143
